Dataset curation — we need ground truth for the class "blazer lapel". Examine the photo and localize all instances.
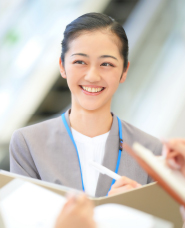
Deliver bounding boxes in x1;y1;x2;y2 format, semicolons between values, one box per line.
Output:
59;110;83;191
95;114;119;197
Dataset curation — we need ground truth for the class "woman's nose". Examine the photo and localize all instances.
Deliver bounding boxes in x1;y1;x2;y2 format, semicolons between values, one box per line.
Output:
84;67;101;82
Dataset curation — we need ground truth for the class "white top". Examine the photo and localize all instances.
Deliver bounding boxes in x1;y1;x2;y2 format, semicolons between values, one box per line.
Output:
71;128;110;196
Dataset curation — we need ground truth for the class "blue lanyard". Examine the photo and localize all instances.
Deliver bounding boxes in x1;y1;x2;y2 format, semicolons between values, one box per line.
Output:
61;114;123;194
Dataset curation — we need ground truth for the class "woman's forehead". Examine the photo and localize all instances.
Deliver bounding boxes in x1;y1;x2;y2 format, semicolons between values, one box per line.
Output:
67;30;122;57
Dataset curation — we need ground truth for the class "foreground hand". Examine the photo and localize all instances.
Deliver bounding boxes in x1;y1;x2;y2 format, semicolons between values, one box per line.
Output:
163;139;185;177
55;194;96;228
108;176;142;196
163;139;185;226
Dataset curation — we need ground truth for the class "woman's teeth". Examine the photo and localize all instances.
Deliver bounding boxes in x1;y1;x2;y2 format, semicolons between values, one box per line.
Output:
81;86;103;93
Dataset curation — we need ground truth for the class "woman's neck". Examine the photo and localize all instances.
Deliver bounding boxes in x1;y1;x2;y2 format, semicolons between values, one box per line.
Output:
69;102;113;138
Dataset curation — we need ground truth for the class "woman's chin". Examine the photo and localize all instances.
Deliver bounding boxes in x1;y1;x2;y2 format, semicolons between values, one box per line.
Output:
82;105;100;111
78;102;105;112
72;96;111;112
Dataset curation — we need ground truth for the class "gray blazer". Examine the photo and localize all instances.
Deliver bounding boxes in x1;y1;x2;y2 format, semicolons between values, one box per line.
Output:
9;110;162;197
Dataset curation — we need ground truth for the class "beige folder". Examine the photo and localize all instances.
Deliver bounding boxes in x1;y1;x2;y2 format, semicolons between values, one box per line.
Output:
0;170;182;228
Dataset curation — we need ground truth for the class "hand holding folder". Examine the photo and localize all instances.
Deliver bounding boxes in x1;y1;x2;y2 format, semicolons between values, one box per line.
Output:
123;142;185;207
163;139;185;177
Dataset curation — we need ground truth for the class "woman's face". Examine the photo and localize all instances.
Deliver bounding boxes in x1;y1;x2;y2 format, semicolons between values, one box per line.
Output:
59;30;129;111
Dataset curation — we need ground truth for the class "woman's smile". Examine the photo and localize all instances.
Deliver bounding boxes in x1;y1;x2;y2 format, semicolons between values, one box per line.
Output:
80;85;105;96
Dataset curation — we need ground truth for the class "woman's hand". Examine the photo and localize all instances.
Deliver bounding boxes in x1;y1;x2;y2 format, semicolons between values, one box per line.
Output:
163;139;185;177
55;194;96;228
108;176;142;196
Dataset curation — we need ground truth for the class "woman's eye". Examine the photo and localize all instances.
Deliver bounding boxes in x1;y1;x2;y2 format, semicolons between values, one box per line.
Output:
101;62;114;67
74;60;86;65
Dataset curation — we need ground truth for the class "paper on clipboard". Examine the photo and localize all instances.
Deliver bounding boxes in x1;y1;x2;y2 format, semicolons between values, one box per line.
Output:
123;142;185;206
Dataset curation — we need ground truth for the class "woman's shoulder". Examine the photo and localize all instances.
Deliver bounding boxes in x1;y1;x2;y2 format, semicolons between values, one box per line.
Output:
120;119;162;156
12;116;63;139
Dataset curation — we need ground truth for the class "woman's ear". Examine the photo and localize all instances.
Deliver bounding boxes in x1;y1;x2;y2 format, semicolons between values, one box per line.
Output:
59;57;67;79
120;61;130;83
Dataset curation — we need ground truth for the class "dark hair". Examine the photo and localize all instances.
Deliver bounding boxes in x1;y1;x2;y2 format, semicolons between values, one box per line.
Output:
61;12;129;69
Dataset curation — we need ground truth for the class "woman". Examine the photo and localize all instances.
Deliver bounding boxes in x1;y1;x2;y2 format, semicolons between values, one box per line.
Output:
9;13;162;197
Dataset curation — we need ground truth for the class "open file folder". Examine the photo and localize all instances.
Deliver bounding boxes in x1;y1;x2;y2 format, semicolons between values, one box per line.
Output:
0;179;173;228
0;170;182;228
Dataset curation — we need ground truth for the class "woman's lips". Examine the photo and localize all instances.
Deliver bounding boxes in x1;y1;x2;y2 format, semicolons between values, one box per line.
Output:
80;85;105;96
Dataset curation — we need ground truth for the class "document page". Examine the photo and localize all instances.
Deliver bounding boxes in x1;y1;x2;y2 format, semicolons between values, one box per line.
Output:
0;181;66;228
94;204;173;228
0;179;173;228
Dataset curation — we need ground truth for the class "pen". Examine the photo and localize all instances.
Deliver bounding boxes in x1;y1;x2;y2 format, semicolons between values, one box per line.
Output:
89;160;121;181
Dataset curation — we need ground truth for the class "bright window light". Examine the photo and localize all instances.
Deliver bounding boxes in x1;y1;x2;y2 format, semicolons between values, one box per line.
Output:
14;37;42;77
0;90;11;116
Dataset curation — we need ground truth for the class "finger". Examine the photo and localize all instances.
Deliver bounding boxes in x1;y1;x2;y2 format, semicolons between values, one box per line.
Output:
111;176;140;189
63;194;87;214
74;194;94;213
167;158;181;170
80;200;94;217
74;195;94;219
108;184;134;196
66;191;78;200
63;191;78;211
168;143;185;157
166;150;181;159
61;197;78;216
167;139;185;149
63;196;75;210
166;148;185;163
77;195;94;211
75;194;88;207
168;139;185;145
166;149;185;166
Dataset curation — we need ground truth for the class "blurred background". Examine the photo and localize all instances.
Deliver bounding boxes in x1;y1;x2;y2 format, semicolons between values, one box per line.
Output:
0;0;185;171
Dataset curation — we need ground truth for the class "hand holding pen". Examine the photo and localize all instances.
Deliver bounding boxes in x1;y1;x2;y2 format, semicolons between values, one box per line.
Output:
108;176;142;196
89;161;141;196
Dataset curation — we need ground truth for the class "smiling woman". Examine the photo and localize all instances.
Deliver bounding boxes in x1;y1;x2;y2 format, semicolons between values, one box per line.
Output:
59;29;128;119
9;13;162;197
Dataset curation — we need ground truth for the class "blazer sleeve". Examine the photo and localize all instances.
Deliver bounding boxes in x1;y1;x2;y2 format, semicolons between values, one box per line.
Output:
9;130;40;179
147;140;163;184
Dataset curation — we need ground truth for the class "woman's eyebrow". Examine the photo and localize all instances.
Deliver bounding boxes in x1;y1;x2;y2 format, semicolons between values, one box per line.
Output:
99;55;118;61
71;53;118;61
71;53;89;57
